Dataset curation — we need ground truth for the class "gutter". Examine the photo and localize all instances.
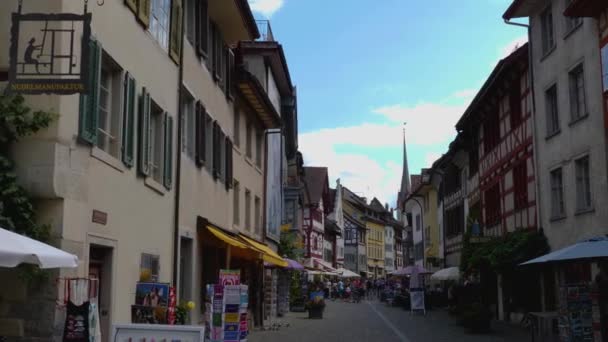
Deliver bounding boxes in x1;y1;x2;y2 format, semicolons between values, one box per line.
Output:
172;6;186;289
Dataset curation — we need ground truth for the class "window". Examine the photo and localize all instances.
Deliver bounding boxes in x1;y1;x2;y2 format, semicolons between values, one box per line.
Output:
550;168;564;217
469;128;480;176
150;102;165;183
575;156;591;211
149;0;171;50
254;196;261;235
246;119;253;159
245;189;251;232
233;180;240;226
255;127;263;167
96;53;123;158
546;85;560;135
233;108;240;147
184;0;196;44
602;45;608;92
219;130;226;182
415;214;421;231
569;64;586;121
425;226;431;246
181;92;195;160
423;194;429;212
541;6;555;55
446;204;464;236
140;253;160;282
513;161;528;210
483;109;500;152
484;183;501;227
565;0;582;33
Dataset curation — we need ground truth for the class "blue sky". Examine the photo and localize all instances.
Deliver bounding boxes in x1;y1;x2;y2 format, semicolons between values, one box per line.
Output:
248;0;527;206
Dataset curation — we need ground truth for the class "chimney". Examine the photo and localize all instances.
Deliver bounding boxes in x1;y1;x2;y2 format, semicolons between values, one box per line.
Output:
385;203;389;211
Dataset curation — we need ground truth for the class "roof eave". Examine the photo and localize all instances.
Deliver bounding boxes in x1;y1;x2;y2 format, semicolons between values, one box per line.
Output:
235;0;261;39
237;68;281;129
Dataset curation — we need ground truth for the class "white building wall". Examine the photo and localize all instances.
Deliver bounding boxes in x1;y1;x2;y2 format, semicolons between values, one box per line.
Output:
530;2;608;251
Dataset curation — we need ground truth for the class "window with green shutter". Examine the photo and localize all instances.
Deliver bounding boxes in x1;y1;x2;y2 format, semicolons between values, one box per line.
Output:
163;113;174;189
225;137;233;190
195;101;205;167
78;38;102;145
227;48;235;100
125;0;137;14
138;0;151;28
122;72;136;167
138;87;152;176
169;0;183;64
212;121;220;179
195;0;208;57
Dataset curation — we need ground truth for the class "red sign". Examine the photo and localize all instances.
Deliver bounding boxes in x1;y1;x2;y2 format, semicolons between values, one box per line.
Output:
167;287;176;325
219;269;240;286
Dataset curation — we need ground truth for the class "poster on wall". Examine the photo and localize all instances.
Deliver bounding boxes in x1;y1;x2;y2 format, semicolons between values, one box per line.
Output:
131;306;167;324
135;282;170;307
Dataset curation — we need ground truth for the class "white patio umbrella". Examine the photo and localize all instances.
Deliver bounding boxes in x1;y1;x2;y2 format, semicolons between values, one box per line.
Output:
430;267;460;281
0;227;78;269
337;268;361;278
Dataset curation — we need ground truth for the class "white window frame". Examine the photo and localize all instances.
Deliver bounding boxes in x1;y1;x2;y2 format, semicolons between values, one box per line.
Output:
575;155;592;211
569;63;587;121
540;6;555;55
550;167;565;218
150;101;165;183
97;52;124;159
181;91;196;160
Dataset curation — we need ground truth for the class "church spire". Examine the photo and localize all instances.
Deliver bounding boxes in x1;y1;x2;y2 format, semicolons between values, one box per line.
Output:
397;123;411;208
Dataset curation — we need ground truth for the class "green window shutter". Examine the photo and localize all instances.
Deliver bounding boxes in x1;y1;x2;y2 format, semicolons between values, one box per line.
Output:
225;137;233;190
169;0;183;64
122;72;136;167
227;48;235;100
195;101;205;167
212;121;219;179
138;0;151;28
164;113;174;189
125;0;137;14
138;87;151;176
78;38;101;145
196;0;209;57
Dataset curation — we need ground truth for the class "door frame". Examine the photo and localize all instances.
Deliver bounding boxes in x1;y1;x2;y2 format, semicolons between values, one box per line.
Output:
87;234;117;338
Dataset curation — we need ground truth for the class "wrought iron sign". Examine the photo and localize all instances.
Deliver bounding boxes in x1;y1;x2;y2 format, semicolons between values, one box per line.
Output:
8;1;91;94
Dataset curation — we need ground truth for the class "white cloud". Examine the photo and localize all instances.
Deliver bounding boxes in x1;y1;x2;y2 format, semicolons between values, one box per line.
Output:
300;90;474;206
248;0;284;17
425;152;443;168
452;89;477;99
500;35;528;59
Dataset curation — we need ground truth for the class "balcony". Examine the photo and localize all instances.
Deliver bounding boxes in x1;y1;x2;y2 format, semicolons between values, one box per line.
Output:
256;20;275;41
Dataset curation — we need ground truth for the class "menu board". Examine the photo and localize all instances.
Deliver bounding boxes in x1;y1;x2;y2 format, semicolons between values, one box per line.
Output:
111;324;205;342
558;284;594;341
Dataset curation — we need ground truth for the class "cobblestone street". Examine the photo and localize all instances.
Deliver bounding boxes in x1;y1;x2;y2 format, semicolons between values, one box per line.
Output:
250;300;530;342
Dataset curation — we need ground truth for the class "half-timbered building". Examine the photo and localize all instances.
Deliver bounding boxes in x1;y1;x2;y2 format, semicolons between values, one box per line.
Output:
343;187;368;275
302;167;331;270
456;43;536;237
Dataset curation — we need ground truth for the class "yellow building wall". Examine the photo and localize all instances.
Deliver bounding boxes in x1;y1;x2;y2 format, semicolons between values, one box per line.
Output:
365;220;385;277
422;189;440;261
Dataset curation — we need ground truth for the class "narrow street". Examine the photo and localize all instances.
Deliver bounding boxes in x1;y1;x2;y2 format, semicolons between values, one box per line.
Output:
250;300;529;342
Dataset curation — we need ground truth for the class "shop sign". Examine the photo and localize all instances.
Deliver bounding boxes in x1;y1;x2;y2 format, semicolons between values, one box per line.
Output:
219;269;240;286
8;11;91;94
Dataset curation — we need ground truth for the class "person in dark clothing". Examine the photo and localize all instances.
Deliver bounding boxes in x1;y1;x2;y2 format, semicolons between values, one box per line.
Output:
24;37;43;73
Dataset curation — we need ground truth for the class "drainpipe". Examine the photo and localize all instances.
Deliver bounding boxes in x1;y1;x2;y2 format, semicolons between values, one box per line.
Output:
172;3;185;290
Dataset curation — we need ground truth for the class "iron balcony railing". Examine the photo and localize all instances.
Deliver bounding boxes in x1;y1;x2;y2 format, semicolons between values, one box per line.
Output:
256;20;275;41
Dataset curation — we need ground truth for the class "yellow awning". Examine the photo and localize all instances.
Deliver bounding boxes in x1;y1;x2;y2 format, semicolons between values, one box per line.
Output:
207;226;249;250
239;235;288;267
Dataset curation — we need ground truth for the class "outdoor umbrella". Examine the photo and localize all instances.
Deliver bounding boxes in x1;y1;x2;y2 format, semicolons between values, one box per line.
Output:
0;227;79;269
430;266;460;281
391;265;432;276
520;236;608;265
337;268;361;278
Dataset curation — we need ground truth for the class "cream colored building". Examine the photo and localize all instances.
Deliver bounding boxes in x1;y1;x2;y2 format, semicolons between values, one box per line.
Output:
0;0;280;339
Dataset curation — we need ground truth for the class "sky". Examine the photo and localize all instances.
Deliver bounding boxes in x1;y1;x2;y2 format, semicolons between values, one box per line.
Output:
248;0;528;207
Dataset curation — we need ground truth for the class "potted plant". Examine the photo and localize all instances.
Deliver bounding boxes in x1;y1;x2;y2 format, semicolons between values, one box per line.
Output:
305;293;326;319
175;300;195;325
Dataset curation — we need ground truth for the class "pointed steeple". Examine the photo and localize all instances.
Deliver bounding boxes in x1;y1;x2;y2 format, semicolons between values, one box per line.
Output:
397;124;411;208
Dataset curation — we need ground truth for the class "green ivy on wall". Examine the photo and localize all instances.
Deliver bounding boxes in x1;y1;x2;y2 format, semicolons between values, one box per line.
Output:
0;92;56;282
